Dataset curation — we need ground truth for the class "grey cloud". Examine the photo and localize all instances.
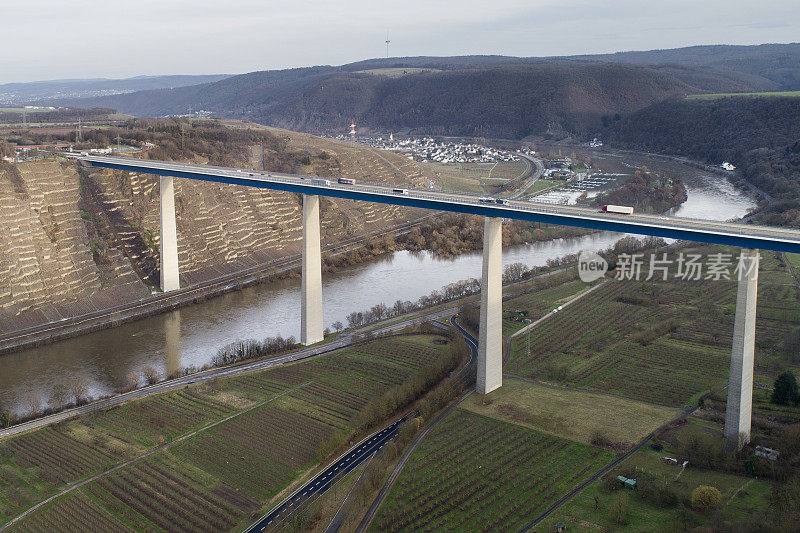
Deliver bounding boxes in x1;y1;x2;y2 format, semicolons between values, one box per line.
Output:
1;0;798;83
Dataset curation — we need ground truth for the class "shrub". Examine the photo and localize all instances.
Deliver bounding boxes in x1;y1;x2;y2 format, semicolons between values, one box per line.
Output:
772;371;799;405
691;485;722;510
590;431;612;448
142;366;159;385
602;473;621;493
637;475;683;508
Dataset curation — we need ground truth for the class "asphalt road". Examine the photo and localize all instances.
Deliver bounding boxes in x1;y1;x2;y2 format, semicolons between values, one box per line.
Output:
76;154;800;252
245;417;407;532
247;314;477;533
353;315;478;533
509;153;544;199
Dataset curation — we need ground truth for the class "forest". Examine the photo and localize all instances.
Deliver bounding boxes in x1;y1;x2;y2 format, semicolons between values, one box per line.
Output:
53;62;753;138
593;168;687;214
600;96;800;226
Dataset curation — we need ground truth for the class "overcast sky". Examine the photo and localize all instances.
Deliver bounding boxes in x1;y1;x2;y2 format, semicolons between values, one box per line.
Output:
3;0;799;83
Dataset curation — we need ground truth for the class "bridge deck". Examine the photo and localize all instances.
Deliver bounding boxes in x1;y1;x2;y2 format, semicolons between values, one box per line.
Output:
75;154;800;254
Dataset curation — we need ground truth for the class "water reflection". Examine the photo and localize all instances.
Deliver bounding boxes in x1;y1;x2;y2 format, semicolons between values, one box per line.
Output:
164;311;182;377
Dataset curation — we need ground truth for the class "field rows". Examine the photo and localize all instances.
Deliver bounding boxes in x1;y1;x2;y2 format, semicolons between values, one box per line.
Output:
507;270;800;406
373;410;610;532
1;334;455;530
6;491;125;533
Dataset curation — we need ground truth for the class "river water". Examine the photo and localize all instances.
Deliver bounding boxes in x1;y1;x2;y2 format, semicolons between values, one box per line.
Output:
0;152;757;414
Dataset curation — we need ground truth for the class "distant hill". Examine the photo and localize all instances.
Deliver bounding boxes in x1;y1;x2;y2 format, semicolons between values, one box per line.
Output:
563;43;800;91
44;43;800;138
51;62;755;138
0;74;232;103
600;95;800;226
601;95;800;163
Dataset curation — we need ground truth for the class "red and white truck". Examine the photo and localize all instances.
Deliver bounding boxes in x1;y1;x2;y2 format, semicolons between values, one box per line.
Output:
601;204;634;215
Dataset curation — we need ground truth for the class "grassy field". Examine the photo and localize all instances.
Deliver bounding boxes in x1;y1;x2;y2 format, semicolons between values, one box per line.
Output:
423;160;529;194
687;90;800;100
371;409;612;532
537;418;773;532
462;378;681;446
527;178;564;195
0;334;458;531
784;252;800;268
506;247;800;408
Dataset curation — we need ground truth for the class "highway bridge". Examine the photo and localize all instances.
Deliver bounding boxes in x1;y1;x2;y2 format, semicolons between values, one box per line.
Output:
73;154;800;450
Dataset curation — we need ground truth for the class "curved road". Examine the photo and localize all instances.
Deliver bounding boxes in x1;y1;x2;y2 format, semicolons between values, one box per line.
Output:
509;153;544;199
245;417;408;532
247;315;477;533
353;316;478;533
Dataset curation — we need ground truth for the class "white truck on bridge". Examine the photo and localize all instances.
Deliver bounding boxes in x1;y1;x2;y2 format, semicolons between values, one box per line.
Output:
601;204;634;215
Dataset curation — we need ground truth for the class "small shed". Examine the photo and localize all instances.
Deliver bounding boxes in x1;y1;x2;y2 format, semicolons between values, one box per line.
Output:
617;475;637;489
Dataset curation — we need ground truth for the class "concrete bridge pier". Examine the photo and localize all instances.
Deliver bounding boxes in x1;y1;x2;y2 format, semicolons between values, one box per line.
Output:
478;216;503;394
301;194;324;345
724;248;760;451
159;175;180;292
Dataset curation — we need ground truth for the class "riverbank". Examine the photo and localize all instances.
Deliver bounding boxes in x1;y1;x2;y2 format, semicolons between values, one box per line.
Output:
0;215;435;356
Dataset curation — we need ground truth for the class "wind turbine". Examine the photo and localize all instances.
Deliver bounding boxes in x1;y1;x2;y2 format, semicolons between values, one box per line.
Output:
385;31;390;58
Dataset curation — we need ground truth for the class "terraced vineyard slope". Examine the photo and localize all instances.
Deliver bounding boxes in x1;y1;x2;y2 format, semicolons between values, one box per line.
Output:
0;161;149;332
0;121;427;332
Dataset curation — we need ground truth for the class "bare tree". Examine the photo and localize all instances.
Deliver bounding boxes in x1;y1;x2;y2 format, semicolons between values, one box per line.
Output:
142;366;159;385
0;394;13;428
50;382;70;410
503;262;529;283
332;320;343;333
125;373;140;390
22;391;43;417
67;375;90;405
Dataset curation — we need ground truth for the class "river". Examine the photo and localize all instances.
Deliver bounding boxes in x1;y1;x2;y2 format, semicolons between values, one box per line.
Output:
0;153;757;414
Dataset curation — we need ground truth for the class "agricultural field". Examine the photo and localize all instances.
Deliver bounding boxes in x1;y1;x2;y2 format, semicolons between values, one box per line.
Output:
687;90;800;100
537;418;773;532
0;334;459;531
526;178;563;195
372;409;612;531
461;378;681;446
422;160;529;194
506;247;800;408
501;272;596;336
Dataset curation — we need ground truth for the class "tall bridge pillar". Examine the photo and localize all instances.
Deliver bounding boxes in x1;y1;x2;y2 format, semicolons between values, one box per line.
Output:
724;248;759;451
478;216;503;394
301;194;324;345
159;175;180;292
